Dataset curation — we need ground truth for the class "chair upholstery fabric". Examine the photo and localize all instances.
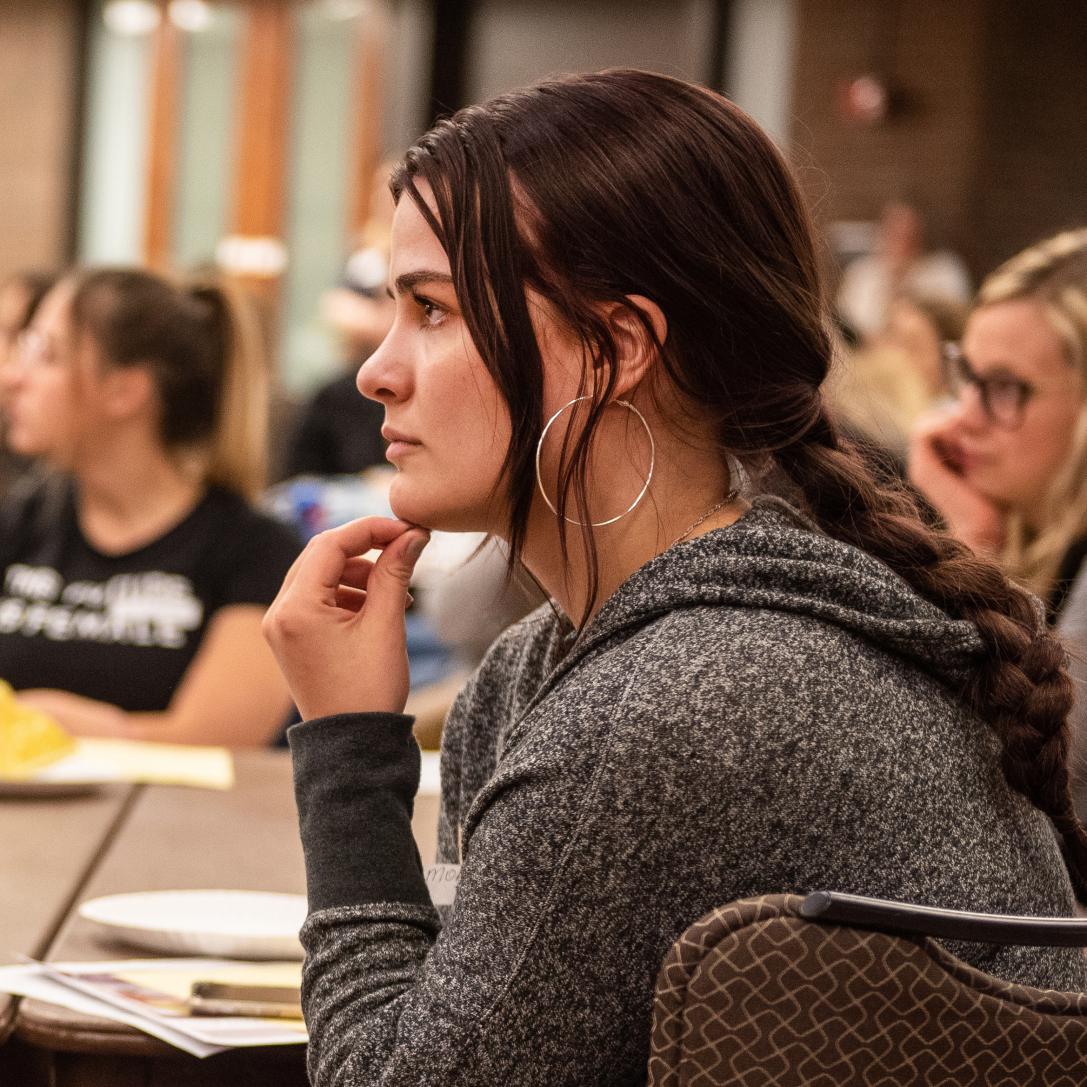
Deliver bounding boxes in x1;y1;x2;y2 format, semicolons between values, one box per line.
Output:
648;894;1087;1086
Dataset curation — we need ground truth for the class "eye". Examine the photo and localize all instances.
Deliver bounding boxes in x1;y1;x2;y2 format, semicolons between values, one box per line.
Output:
414;294;447;329
987;379;1028;406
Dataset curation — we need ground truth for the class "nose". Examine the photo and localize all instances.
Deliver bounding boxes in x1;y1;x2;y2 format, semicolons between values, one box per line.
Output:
0;352;25;397
356;332;409;405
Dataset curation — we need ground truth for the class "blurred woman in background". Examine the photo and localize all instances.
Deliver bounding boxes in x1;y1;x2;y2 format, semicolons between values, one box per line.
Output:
910;230;1087;615
0;270;56;494
283;162;398;480
909;229;1087;803
0;267;301;745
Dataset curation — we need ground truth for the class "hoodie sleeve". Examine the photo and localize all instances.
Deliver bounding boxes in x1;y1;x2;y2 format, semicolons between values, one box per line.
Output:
288;634;676;1087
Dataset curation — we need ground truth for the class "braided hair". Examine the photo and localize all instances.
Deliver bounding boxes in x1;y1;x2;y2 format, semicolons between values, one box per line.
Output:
777;411;1087;899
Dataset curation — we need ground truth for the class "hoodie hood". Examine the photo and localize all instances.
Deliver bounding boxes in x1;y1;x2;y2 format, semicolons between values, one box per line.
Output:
564;495;992;693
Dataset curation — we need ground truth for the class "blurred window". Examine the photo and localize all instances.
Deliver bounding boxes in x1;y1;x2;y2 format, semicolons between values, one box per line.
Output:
172;4;245;270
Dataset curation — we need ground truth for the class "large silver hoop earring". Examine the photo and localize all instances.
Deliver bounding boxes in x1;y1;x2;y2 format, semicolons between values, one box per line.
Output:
534;396;655;528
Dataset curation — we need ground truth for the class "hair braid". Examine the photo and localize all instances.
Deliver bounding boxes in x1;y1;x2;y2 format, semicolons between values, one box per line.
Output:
777;406;1087;900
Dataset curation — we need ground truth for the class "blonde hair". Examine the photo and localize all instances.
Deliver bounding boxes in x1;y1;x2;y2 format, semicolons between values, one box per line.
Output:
67;268;268;500
827;339;931;457
976;229;1087;597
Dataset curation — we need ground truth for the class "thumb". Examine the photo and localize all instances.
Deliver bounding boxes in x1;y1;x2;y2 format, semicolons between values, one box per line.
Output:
365;529;430;622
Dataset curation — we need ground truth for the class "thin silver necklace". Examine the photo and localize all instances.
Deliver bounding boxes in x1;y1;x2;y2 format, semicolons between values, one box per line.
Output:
671;489;740;548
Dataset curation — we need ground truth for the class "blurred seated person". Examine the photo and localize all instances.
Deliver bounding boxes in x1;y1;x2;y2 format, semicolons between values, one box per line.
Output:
828;291;966;461
837;200;971;342
409;536;545;749
908;229;1087;804
285;174;396;478
0;270;56;494
0;268;301;746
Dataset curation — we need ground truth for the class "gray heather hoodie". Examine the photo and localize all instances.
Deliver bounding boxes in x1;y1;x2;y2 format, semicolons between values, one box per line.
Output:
289;496;1087;1087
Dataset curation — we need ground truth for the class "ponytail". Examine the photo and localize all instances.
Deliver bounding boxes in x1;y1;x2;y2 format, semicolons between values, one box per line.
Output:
776;407;1087;901
186;278;268;500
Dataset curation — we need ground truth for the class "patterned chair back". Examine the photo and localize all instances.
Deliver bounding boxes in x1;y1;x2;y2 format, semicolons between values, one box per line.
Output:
648;893;1087;1086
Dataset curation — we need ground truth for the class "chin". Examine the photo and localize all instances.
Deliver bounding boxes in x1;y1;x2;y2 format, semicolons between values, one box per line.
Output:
388;476;491;533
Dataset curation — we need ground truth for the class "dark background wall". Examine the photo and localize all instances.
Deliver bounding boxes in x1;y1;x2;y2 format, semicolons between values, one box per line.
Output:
789;0;1087;282
970;0;1087;276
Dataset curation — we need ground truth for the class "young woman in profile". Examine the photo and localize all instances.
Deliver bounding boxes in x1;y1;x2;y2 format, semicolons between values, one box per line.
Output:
265;72;1087;1086
0;268;300;745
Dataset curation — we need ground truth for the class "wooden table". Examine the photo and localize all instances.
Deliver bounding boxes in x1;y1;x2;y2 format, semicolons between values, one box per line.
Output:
0;783;137;1045
5;748;440;1086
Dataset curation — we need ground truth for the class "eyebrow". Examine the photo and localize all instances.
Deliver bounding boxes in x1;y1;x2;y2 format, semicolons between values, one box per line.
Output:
966;358;1030;382
387;271;454;299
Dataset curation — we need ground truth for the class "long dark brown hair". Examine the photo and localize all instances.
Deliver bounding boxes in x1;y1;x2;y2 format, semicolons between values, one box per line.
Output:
393;69;1087;898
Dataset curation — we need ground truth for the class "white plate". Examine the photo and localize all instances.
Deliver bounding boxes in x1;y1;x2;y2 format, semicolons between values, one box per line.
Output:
78;890;307;960
0;748;120;798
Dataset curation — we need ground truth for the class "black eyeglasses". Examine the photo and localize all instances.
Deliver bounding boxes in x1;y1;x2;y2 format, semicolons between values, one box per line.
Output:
941;342;1037;429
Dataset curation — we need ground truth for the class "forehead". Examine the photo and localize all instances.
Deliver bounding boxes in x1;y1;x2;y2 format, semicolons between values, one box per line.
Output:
389;187;450;276
32;281;75;334
0;281;31;324
964;299;1069;376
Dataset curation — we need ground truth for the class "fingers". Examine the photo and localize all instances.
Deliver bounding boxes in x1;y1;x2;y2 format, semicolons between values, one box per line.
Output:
282;517;414;599
332;586;414;613
363;528;431;625
334;585;368;613
339;556;374;591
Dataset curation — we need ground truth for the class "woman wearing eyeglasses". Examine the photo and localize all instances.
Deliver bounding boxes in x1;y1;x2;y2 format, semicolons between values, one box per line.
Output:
910;230;1087;813
0;268;302;745
910;230;1087;619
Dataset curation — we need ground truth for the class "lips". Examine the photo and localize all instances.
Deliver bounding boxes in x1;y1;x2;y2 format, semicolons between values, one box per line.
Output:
382;426;422;463
381;426;420;446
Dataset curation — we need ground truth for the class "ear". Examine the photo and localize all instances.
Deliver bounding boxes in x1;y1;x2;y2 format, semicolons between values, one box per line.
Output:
600;295;668;397
100;364;157;421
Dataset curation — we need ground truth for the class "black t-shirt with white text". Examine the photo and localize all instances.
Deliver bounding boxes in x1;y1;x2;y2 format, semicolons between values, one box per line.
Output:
0;482;302;711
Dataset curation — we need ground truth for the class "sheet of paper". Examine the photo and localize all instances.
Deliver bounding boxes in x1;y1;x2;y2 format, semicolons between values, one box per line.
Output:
0;962;223;1057
73;738;235;789
0;958;306;1056
424;863;459;906
419;750;441;795
47;959;306;1048
107;961;302;1004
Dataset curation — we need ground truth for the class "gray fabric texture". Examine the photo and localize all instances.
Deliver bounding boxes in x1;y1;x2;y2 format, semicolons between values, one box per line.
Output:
291;495;1087;1087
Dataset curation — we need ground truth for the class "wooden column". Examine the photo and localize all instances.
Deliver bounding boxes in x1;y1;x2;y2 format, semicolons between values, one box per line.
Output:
221;0;294;301
143;0;183;269
347;0;389;240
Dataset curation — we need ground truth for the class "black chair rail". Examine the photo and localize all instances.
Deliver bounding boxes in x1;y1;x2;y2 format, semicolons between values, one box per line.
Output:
801;890;1087;947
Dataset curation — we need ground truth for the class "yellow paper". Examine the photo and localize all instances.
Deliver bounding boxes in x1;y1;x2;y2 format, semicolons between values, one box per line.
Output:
53;960;306;1032
115;961;302;1004
76;738;235;789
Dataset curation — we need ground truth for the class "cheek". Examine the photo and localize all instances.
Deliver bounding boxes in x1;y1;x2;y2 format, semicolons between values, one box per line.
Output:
388;361;513;528
980;410;1078;500
435;354;510;461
